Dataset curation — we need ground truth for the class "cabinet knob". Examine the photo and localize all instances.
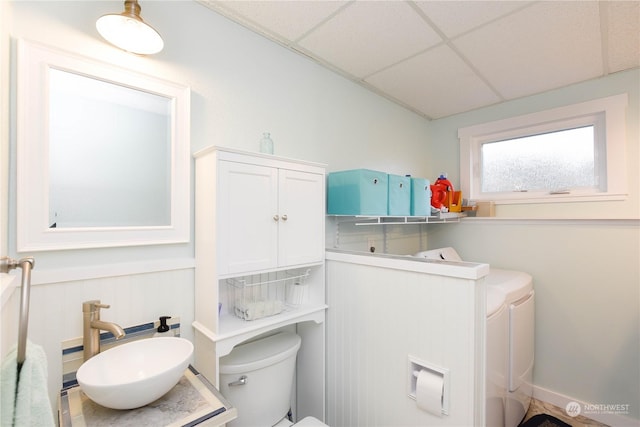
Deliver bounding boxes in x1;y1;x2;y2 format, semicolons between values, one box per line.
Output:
273;215;280;221
281;214;288;221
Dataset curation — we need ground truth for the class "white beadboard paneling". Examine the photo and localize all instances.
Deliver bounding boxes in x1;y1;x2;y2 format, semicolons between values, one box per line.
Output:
0;274;20;362
23;268;195;416
0;273;18;310
326;253;486;426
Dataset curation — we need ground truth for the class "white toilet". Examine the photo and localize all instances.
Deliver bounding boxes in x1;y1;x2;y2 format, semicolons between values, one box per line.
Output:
414;247;534;427
219;332;328;427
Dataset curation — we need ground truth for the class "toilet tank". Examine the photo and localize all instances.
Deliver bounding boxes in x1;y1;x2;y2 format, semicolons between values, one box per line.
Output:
220;332;302;427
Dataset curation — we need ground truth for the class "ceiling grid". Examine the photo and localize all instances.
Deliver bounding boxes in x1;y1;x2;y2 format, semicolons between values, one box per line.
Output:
200;0;640;119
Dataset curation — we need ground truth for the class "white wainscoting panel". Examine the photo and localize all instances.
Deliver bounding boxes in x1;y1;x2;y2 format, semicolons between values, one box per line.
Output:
3;266;195;417
326;251;487;426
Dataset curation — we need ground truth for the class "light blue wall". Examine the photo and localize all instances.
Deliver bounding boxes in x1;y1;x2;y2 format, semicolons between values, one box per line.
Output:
3;0;639;422
430;220;640;420
2;0;431;411
425;69;640;219
5;0;431;270
425;70;640;420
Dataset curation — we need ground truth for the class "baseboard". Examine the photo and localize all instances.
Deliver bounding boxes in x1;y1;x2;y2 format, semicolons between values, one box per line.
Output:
533;385;639;426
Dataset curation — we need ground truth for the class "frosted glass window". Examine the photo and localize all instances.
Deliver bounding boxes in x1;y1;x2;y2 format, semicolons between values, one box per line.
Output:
458;94;627;204
481;126;596;193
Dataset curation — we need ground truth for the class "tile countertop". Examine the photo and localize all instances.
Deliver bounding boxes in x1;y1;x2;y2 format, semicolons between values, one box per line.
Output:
58;366;237;427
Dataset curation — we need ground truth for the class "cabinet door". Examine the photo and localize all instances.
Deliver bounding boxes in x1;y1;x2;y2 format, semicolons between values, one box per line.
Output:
278;169;325;267
218;161;278;275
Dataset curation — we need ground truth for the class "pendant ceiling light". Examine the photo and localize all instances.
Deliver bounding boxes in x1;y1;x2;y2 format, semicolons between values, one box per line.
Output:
96;0;164;55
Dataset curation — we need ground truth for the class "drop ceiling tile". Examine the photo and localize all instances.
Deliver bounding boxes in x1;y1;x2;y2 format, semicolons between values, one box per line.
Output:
297;1;442;78
415;0;529;38
365;44;501;119
215;1;348;42
606;1;640;73
202;0;639;119
453;1;603;100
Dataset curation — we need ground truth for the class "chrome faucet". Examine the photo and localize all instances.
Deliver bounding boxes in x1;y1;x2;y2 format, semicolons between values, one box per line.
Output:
83;300;126;361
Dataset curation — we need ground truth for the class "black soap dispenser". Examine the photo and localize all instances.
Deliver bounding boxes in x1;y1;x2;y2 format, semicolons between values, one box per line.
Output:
155;316;172;336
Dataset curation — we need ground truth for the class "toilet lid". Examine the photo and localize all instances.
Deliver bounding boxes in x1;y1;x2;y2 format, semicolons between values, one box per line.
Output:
295;417;329;427
220;332;301;374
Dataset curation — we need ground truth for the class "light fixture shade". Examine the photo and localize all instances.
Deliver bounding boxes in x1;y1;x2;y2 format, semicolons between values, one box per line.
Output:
96;0;163;55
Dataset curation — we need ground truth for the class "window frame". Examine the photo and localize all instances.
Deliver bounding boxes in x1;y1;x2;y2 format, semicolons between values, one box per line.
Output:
459;94;628;204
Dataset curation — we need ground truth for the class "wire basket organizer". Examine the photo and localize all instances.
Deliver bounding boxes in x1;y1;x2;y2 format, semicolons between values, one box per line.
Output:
226;269;310;321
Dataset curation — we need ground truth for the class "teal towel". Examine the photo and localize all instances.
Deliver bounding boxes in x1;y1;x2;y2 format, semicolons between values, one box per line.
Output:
1;341;55;427
1;345;17;427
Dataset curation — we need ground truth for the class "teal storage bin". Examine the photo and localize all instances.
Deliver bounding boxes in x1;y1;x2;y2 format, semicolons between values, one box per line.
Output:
410;177;431;216
387;174;411;216
327;169;388;215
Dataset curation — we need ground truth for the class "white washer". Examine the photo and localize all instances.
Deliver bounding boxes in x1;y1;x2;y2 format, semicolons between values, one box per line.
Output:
486;288;508;427
485;269;534;427
414;248;534;427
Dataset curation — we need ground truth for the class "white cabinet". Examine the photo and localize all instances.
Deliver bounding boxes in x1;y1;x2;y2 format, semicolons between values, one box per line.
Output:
277;169;325;267
193;147;326;422
217;161;324;276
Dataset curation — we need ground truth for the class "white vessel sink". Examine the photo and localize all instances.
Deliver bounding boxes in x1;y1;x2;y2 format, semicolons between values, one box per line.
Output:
76;337;194;409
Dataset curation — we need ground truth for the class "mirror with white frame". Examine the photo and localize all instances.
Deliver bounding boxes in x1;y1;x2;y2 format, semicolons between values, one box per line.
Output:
16;40;190;251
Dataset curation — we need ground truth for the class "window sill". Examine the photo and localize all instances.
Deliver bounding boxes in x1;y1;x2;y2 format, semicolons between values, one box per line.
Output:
472;192;628;205
461;217;639;225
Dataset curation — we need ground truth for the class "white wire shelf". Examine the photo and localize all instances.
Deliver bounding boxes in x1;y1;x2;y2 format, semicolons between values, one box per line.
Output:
328;213;464;225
